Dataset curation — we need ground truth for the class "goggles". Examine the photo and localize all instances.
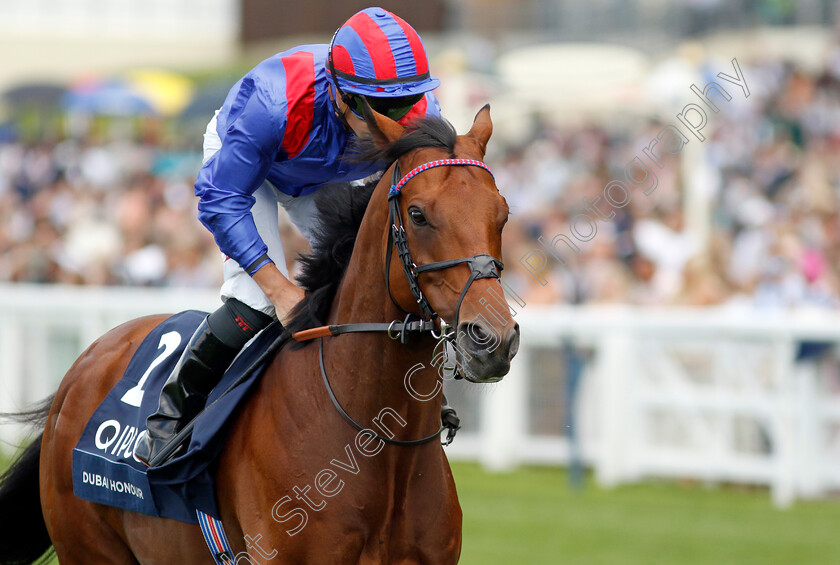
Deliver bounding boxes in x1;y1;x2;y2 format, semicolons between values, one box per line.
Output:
346;94;424;122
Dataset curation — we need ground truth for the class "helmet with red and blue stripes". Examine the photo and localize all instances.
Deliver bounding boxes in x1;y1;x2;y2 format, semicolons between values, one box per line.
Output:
327;7;440;98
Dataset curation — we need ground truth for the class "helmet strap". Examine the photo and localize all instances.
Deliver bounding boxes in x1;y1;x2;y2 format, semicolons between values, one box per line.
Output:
327;29;359;129
328;82;355;131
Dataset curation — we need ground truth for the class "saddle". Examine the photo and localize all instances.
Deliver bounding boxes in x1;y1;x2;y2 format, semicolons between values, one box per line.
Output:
72;310;288;523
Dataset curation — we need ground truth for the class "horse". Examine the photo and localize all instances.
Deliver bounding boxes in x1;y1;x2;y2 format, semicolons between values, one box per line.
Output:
0;105;519;564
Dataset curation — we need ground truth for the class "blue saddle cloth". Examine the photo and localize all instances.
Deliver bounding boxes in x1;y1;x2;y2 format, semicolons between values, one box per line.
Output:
72;310;285;524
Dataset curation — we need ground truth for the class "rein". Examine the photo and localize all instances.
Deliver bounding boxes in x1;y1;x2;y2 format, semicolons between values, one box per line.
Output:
292;157;503;446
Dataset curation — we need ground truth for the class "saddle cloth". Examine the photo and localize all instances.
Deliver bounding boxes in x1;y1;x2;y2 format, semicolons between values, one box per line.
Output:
72;310;285;523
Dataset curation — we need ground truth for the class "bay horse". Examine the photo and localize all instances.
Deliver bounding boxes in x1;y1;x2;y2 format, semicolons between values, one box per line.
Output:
0;106;519;564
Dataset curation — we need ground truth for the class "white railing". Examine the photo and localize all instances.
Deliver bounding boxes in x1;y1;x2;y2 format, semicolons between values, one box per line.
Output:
445;305;840;508
2;283;839;507
0;283;220;439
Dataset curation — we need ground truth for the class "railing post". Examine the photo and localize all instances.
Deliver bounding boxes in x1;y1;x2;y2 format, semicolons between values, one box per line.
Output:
794;357;821;499
479;343;528;472
594;329;635;488
771;336;797;508
0;314;26;445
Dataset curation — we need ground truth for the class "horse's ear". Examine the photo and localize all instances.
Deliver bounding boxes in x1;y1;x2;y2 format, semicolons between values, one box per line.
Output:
360;99;404;146
467;104;493;156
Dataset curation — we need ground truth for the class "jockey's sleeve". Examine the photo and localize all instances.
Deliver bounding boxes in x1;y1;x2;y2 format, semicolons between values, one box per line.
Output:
426;91;443;118
194;81;282;272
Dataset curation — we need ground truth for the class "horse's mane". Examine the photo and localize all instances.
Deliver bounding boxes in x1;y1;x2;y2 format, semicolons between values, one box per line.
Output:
284;116;458;339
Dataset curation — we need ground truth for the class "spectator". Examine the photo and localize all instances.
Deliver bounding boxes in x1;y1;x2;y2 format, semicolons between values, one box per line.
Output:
5;48;840;312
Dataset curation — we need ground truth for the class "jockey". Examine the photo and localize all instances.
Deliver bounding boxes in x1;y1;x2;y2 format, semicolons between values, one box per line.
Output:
135;6;442;466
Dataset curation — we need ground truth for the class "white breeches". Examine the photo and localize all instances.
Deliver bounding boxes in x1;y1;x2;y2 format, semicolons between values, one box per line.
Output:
202;111;319;318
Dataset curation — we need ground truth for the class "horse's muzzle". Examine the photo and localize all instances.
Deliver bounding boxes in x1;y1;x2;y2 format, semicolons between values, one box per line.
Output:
455;320;520;383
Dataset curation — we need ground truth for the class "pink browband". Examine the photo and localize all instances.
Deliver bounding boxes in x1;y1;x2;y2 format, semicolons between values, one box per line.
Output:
389;158;494;197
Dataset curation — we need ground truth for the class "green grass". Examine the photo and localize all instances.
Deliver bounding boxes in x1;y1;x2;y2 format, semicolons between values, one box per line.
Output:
451;461;840;565
5;449;839;564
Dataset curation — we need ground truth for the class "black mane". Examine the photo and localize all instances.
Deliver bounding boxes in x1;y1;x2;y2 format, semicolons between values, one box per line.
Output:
284;116;458;339
354;116;457;163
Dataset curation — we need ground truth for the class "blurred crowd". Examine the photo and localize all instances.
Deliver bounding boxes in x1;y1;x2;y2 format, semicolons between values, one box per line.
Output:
3;50;840;310
0;124;223;287
497;51;840;310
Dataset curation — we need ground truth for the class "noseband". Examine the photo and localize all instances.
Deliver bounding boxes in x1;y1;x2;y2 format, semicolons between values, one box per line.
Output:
292;156;504;446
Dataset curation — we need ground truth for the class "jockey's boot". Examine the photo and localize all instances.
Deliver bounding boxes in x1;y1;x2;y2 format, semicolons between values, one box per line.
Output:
134;298;272;467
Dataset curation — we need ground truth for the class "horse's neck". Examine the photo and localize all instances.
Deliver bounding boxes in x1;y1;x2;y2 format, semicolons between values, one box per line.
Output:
323;184;442;439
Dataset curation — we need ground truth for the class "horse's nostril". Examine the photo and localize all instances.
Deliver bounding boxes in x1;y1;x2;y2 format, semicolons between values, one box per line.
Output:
507;324;521;359
458;322;496;353
468;323;488;341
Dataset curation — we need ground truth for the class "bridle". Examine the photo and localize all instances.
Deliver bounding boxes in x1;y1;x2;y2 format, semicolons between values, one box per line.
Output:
384;158;504;331
292;157;505;446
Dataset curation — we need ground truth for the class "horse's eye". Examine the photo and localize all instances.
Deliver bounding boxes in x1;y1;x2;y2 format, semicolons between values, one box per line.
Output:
408;206;427;226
